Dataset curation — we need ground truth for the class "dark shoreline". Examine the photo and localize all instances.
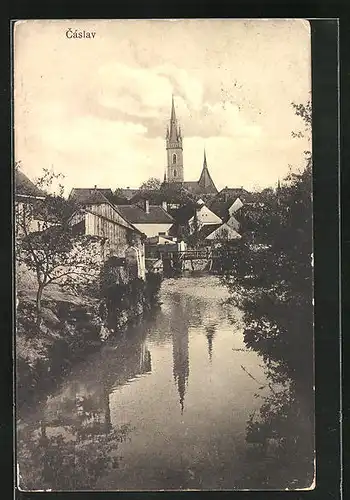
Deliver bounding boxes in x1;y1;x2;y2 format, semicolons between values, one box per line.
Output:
16;274;162;414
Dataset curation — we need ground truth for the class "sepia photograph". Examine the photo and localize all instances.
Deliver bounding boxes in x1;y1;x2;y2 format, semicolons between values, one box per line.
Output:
14;19;314;491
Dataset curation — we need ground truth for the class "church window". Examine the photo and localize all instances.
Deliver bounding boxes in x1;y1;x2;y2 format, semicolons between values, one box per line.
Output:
172;153;177;164
174;169;177;178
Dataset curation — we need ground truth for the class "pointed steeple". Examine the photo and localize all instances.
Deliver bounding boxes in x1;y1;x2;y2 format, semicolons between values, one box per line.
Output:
169;94;179;142
166;95;184;183
198;149;218;194
170;94;176;122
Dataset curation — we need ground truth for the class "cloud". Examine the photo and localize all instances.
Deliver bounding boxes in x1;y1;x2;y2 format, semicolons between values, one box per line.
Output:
15;19;311;195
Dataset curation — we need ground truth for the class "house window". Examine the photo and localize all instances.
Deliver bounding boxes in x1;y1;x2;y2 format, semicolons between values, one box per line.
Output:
172;153;177;164
173;169;177;178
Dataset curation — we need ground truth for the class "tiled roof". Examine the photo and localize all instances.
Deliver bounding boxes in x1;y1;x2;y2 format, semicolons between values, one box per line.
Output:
209;188;254;221
117;188;140;201
205;222;241;241
182;181;201;193
197;223;222;240
198;166;218;194
69;188;114;204
170;203;197;224
116;204;174;224
209;200;234;221
15;170;46;198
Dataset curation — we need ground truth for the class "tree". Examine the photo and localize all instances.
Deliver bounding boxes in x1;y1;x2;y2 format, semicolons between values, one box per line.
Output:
113;188;130;204
16;168;104;327
218;100;313;378
139;177;162;191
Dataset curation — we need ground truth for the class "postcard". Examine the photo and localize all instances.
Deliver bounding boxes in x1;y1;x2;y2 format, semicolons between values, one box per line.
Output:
14;19;314;491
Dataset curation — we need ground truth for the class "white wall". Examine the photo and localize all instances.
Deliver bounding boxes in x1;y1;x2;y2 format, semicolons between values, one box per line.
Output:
229;198;243;215
189;205;222;227
133;223;173;238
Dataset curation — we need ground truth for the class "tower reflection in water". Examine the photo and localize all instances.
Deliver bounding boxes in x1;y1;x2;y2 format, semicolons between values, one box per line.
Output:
170;291;221;413
205;324;216;363
171;294;190;415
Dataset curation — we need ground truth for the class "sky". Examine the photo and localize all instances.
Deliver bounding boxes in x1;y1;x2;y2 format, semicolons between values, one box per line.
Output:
14;19;311;195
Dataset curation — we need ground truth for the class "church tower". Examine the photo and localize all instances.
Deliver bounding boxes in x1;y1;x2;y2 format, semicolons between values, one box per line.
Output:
166;96;184;183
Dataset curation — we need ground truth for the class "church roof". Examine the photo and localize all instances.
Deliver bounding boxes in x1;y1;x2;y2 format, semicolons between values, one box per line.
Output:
116;204;174;224
69;187;114;204
182;181;203;195
197;150;218;195
15;170;46;199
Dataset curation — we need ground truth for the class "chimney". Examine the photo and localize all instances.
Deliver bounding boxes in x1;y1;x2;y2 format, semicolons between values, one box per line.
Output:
144;199;150;214
162;200;168;212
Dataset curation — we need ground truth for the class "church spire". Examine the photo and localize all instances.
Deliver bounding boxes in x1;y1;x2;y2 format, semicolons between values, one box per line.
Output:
198;149;218;194
166;95;184;183
203;148;208;169
170;94;176;123
169;94;180;142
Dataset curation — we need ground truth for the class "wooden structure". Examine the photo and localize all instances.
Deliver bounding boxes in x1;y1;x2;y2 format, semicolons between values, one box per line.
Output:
69;188;146;274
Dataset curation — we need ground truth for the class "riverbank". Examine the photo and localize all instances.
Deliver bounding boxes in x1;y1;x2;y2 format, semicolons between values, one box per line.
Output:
16;267;162;410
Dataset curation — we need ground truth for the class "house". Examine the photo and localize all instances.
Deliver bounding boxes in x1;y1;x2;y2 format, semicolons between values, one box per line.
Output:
172;200;222;232
204;222;241;242
15;169;47;235
69;187;115;204
116;199;174;238
68;187;146;279
188;200;222;233
225;214;240;232
209;186;255;223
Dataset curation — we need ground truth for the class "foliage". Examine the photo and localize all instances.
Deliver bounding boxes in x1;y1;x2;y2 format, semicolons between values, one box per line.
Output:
217;102;314;486
160;182;196;206
112;188;130;204
15;168;104;324
139;177;162;191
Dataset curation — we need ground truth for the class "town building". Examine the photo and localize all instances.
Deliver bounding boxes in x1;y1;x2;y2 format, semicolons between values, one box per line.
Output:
209;186;255;223
116;200;174;238
14;169;51;236
68;187;146;279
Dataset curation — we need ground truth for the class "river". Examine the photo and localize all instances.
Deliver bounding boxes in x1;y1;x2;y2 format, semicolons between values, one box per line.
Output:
16;275;314;491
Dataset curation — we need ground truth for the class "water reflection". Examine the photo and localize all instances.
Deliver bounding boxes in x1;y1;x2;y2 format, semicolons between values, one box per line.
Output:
17;276;313;491
17;381;131;491
233;294;315;489
172;315;189;414
205;325;216;363
17;326;154;490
